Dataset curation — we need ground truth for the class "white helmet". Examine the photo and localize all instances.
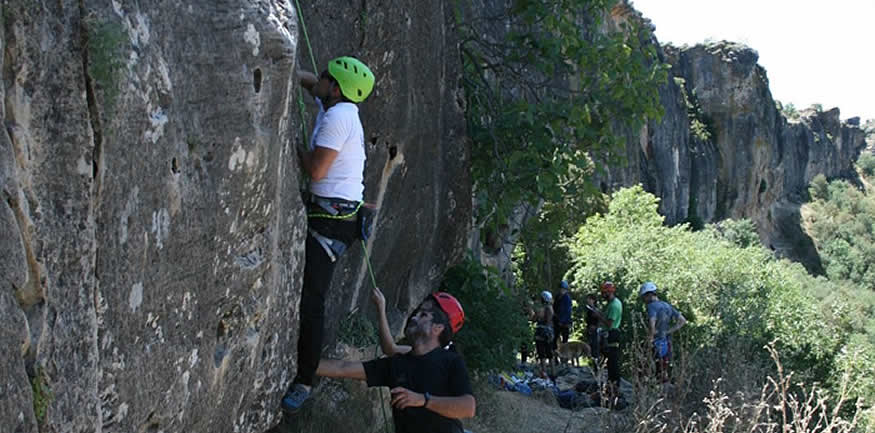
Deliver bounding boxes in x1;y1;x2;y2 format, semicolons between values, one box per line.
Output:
540;291;553;303
639;282;657;297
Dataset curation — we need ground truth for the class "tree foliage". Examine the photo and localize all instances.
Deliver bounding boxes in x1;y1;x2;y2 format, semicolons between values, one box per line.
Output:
777;100;801;120
565;185;874;401
858;152;875;178
441;254;531;372
805;177;875;285
457;0;668;232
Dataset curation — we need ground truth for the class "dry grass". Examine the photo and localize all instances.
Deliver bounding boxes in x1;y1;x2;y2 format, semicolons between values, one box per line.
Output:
464;341;871;433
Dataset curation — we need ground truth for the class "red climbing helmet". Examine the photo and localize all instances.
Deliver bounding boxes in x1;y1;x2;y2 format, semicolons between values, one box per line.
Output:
430;292;465;334
600;281;616;295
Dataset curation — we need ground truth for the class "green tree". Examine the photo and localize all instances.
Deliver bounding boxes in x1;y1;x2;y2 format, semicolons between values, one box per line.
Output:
777;100;800;120
858;152;875;178
705;218;760;248
809;174;830;201
565;185;872;399
442;255;530;372
457;0;668;239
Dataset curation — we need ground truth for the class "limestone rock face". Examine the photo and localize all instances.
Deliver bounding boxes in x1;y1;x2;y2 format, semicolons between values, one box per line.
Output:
603;40;867;272
0;2;468;433
3;2;304;432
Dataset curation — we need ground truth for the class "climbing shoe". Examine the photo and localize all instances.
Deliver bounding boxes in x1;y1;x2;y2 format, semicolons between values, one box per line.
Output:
281;383;312;414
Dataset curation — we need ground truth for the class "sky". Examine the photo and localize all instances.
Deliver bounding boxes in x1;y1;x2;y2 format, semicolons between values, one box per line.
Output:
631;0;875;122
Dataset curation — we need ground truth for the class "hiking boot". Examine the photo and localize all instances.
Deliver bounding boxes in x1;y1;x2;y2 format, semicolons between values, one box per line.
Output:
281;383;311;414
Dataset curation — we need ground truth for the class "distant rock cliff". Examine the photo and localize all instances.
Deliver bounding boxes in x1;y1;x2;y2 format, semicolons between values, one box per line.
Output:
599;35;867;273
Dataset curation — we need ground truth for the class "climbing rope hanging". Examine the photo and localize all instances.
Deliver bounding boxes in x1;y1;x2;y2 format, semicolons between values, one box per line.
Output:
293;0;319;147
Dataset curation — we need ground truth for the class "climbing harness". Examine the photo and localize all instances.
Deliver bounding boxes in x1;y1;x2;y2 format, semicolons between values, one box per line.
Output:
306;195;376;263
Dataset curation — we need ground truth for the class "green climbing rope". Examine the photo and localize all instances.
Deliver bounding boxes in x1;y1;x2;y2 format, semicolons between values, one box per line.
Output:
293;0;320;149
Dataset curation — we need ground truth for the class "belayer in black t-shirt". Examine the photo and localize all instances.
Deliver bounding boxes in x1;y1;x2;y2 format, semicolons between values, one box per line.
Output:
315;287;476;433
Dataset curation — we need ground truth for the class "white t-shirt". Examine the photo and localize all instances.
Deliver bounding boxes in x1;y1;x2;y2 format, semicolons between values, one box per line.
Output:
309;99;365;201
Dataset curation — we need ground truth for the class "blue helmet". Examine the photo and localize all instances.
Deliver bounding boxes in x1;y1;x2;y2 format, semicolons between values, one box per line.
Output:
639;281;657;297
559;280;569;290
541;291;553;303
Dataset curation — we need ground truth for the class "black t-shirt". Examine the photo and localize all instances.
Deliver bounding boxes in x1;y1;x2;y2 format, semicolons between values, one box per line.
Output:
585;306;599;328
363;347;473;433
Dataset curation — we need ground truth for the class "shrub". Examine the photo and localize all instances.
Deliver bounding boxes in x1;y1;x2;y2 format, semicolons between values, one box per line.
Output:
565;186;862;391
858;152;875;179
809;174;830;201
440;254;530;372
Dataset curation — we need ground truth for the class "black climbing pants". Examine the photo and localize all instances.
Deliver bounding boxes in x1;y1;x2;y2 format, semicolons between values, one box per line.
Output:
605;329;621;386
293;214;358;387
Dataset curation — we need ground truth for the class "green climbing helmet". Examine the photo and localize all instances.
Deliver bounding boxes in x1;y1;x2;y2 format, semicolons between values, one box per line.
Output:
327;56;374;103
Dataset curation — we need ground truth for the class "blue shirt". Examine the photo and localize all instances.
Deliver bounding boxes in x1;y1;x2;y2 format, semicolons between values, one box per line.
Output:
555;292;572;325
647;300;680;340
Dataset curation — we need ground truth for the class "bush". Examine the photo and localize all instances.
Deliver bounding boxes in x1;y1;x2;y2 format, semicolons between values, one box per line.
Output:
858;152;875;179
706;218;760;248
440;254;530;372
809;174;830;201
564;186;865;394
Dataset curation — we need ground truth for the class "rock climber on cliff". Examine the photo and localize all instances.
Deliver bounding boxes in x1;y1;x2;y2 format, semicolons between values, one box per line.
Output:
312;286;475;433
281;56;375;413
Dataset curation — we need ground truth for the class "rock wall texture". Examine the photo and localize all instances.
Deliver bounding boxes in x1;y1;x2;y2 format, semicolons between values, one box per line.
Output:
0;1;468;433
601;37;867;272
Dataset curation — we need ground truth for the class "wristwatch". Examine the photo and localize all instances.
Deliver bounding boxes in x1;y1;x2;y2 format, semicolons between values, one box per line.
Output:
422;392;431;408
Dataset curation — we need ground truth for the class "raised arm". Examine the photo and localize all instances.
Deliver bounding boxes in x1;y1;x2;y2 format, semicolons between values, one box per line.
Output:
371;287;411;356
316;359;366;381
297;70;318;96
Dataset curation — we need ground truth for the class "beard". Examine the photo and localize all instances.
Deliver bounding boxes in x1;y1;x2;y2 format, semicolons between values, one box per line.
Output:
404;318;428;340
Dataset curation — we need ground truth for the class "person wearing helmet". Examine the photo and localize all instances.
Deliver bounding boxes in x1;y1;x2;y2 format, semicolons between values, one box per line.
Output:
552;280;573;357
315;288;476;433
583;293;602;368
590;281;623;403
532;290;555;377
283;56;376;413
639;282;686;383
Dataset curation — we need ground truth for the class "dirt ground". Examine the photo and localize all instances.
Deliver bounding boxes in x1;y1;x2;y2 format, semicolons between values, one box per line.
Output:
463;380;633;433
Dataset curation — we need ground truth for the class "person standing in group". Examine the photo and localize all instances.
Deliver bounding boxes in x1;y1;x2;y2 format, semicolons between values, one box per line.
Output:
589;281;623;406
282;56;375;413
552;280;573;362
583;293;601;369
639;282;686;383
532;291;555;377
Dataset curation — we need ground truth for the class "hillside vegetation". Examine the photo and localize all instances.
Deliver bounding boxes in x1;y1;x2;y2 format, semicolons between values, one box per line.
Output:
451;180;874;432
